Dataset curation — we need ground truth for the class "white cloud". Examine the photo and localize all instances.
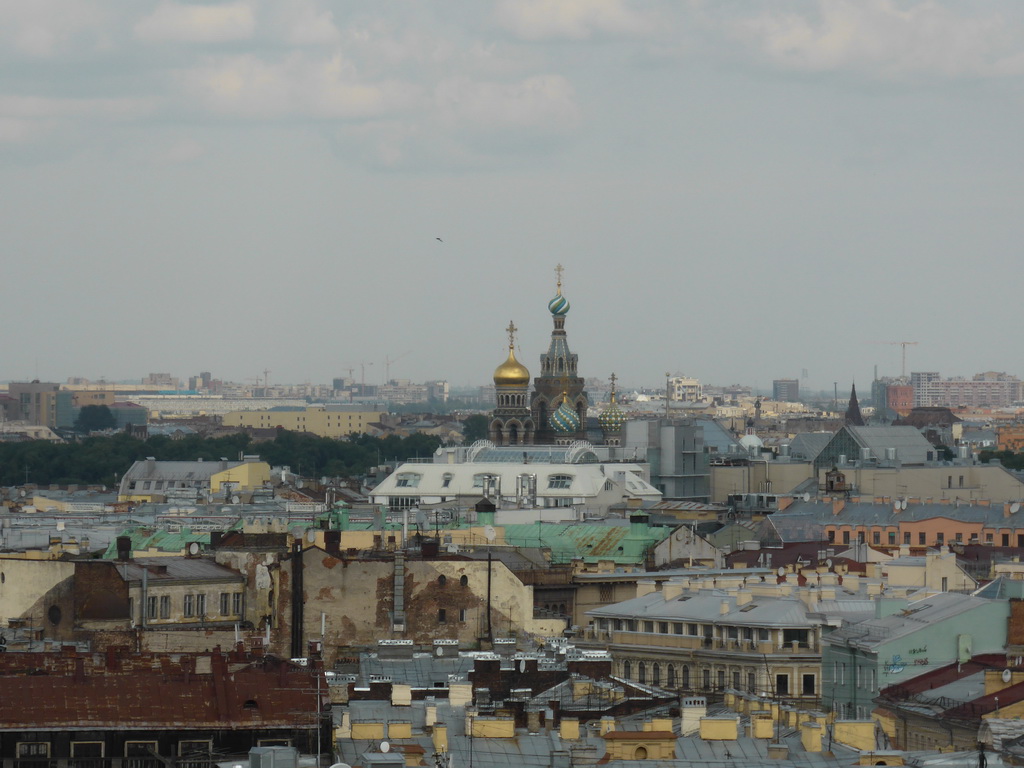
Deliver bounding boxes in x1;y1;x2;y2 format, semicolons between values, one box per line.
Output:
435;74;580;135
494;0;656;41
179;52;421;119
0;0;109;58
135;1;255;44
733;1;1024;78
281;3;340;46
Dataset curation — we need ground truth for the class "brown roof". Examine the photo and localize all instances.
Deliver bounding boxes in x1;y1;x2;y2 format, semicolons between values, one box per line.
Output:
0;647;326;731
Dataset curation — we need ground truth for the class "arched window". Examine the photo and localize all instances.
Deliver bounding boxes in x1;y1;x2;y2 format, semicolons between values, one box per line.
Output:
633;747;647;760
460;575;468;586
638;662;646;684
667;665;675;688
437;575;446;586
682;665;690;689
652;663;660;687
547;474;573;489
623;661;631;679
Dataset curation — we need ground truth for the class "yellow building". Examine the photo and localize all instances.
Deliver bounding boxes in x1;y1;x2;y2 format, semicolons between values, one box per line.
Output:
221;407;384;437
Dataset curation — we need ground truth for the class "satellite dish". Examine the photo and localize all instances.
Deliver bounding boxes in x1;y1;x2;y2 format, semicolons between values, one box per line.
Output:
484;525;496;542
329;763;352;768
188;542;200;555
231;495;240;504
901;499;908;510
380;742;390;754
519;659;527;673
435;646;443;657
1003;669;1013;683
1012;503;1021;514
777;566;786;576
893;502;901;513
305;530;317;544
825;558;833;569
803;493;810;503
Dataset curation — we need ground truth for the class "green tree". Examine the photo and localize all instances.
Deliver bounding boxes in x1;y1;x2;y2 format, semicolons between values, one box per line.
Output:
75;405;116;433
461;414;490;443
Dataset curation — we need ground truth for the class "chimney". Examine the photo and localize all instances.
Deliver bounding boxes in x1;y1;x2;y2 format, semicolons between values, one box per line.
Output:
116;536;132;561
832;499;845;516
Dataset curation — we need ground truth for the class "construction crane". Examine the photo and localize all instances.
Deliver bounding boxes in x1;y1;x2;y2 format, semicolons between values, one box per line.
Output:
384;351;412;383
262;368;271;388
870;341;919;378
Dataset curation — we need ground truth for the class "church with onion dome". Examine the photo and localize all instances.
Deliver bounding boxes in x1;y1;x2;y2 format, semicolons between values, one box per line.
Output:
488;265;632;447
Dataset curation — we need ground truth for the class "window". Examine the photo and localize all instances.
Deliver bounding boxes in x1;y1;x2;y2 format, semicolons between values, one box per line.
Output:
717;670;725;688
599;584;613;602
667;665;676;687
196;593;206;617
959;475;964;488
727;626;738;640
442;473;453;488
919;532;926;545
783;628;809;647
638;662;646;683
673;623;684;635
904;531;911;544
682;665;690;688
659;622;669;634
732;671;740;688
160;596;170;619
178;741;212;768
18;743;50;758
776;674;789;695
941;577;948;592
986;533;993;543
702;669;710;689
459;575;468;587
147;596;157;619
842;531;850;544
643;621;654;633
1004;533;1011;546
827;530;835;543
888;531;896;544
183;594;194;618
233;593;242;614
257;740;291;748
936;533;944;545
623;661;631;679
220;592;230;615
802;674;815;696
872;531;880;544
652;664;660;686
125;741;159;768
955;531;963;542
747;672;755;692
687;623;698;636
459;609;467;622
438;609;446;623
472;474;492;488
395;473;421;488
71;741;104;768
547;474;573;489
438;575;447;586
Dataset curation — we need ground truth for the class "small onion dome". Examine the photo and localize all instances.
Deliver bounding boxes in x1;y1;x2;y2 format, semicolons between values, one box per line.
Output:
599;399;626;433
551;395;581;434
739;433;763;450
548;292;570;316
493;346;530;387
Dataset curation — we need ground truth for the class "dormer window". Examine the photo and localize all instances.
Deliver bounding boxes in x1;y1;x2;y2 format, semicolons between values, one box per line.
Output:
395;473;421;488
442;473;454;488
548;474;573;489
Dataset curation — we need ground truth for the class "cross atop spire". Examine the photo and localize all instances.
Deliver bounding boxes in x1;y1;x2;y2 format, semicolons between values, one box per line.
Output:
554;263;564;295
609;372;618;402
506;320;517;348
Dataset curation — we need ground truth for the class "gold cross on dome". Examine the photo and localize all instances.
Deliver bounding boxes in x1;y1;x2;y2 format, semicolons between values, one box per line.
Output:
610;372;617;391
554;263;564;294
506;320;517;347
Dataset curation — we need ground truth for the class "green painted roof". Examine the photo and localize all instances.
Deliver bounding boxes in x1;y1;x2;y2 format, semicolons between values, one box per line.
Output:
101;527;210;558
502;522;670;565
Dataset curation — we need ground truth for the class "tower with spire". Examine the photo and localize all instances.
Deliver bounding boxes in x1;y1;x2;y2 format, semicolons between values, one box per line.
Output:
531;265;588;444
489;321;535;445
845;383;866;427
599;373;627;446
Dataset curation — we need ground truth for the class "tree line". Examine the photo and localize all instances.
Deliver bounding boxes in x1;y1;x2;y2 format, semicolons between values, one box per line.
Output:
0;431;443;487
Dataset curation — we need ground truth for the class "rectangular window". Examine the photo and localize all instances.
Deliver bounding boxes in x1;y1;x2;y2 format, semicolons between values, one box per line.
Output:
955;531;963;542
195;593;206;616
257;740;291;748
673;623;683;635
759;628;770;641
178;741;212;757
842;531;850;544
125;741;159;768
776;674;789;695
438;609;446;623
732;671;740;688
802;674;815;696
941;576;948;591
904;531;911;544
919;532;926;545
71;741;104;768
1004;533;1011;546
658;622;669;634
717;670;725;688
986;533;993;543
888;531;895;544
599;585;613;602
687;623;698;636
160;595;170;619
459;609;467;622
183;594;194;618
220;592;230;615
727;626;739;640
18;743;50;759
872;531;881;545
936;533;944;545
827;530;835;543
643;621;654;633
703;669;710;689
147;596;157;619
233;593;242;615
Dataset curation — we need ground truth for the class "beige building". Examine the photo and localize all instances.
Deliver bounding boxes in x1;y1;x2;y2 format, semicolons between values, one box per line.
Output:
816;463;1024;504
711;461;814;503
222;407;384;437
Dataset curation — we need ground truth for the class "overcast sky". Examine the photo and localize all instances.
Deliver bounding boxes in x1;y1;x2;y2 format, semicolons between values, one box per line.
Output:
3;0;1023;393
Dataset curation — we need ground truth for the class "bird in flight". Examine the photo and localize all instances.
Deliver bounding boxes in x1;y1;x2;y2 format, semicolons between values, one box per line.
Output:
436;237;443;242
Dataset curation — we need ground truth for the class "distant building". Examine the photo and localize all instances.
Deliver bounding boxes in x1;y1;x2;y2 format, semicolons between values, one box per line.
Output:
221;406;384;437
118;457;271;502
6;381;73;428
623;419;710;502
668;376;703;402
911;370;1021;409
773;379;800;402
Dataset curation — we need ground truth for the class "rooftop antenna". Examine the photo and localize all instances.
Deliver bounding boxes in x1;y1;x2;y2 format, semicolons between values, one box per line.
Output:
665;372;671;418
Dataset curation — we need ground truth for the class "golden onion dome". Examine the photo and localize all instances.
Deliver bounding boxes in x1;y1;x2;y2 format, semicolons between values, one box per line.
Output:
494;346;531;386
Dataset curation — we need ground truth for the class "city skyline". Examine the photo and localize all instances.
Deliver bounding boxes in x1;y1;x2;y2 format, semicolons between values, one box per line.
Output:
4;2;1024;389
